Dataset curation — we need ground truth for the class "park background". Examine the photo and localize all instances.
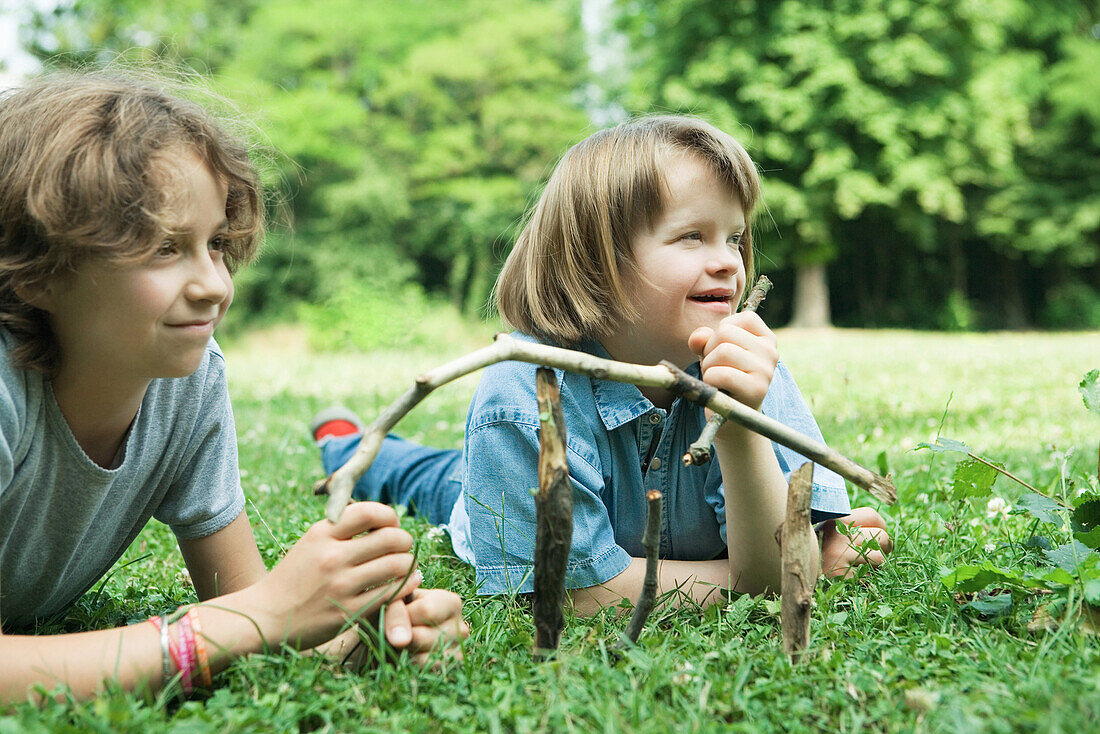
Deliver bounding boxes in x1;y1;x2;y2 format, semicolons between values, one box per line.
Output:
5;0;1099;340
2;1;1100;731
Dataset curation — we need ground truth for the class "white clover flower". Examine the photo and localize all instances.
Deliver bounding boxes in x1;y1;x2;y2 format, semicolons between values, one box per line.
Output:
424;525;446;543
671;662;697;685
983;542;997;553
985;496;1010;520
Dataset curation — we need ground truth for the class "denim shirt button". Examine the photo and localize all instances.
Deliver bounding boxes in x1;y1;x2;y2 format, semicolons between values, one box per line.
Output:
648;413;662;425
649;457;662;471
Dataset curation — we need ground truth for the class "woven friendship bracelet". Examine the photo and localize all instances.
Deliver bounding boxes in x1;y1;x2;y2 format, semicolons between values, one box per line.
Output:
188;608;213;687
175;612;196;696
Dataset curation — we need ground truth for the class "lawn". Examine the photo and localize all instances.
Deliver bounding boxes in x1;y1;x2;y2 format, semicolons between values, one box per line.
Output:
8;327;1100;732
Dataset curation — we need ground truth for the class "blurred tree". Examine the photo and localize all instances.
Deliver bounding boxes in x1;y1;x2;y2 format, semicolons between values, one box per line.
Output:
617;0;1100;328
26;0;590;318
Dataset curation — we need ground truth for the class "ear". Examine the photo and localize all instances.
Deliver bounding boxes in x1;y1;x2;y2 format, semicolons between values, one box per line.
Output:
12;279;59;313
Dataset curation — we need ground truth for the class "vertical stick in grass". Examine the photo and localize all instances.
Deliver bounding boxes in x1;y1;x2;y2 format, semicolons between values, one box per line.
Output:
533;367;573;659
613;490;663;651
779;461;818;662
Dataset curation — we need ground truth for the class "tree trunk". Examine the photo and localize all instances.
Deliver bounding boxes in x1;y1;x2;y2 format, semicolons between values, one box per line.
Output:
788;263;832;328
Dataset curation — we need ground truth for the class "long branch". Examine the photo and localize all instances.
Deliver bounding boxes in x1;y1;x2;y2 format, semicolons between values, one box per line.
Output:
316;333;896;521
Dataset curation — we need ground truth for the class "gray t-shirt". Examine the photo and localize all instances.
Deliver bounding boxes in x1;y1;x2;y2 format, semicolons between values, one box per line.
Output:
0;329;245;629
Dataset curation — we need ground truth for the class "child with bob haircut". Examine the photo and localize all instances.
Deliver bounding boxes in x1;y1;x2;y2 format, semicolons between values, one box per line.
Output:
0;70;467;705
316;115;892;614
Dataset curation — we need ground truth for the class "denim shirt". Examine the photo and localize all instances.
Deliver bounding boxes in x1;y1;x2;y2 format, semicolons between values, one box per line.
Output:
447;333;850;595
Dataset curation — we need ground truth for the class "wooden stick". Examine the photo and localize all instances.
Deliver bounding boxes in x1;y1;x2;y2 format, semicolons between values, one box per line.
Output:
683;275;772;467
315;333;896;521
741;274;773;313
613;490;663;650
532;368;573;659
779;462;818;663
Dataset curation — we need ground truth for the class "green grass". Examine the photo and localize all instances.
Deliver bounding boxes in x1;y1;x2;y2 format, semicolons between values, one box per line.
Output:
8;327;1100;732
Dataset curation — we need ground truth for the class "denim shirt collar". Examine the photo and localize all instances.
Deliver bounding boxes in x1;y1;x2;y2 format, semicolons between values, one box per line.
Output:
578;338;702;431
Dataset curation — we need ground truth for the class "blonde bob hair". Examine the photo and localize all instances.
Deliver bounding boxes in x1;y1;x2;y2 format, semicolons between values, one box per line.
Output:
495;115;761;346
0;71;264;375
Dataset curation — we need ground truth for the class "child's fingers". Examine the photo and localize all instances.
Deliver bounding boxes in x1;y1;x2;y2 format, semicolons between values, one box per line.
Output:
688;326;715;357
842;507;889;533
727;310;773;338
408;617;470;653
347;554;420;605
344;526;414;565
861;526;893;555
383;598;413;648
405;588;465;628
329;501;400;540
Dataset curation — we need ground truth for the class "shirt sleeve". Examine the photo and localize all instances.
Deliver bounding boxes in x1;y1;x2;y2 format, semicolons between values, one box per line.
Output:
460;402;632;596
711;360;851;536
154;347;246;540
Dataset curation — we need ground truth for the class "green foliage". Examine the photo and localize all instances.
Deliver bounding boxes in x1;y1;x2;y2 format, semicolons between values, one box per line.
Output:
27;0;589;321
1043;283;1100;330
9;330;1100;730
938;371;1100;627
1080;369;1100;416
616;0;1100;328
296;278;486;353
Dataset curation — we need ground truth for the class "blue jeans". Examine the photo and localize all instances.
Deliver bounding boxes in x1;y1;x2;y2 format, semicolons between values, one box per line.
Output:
319;434;462;526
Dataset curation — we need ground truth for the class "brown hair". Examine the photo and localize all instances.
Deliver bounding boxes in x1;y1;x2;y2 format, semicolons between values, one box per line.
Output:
0;70;264;375
494;115;761;345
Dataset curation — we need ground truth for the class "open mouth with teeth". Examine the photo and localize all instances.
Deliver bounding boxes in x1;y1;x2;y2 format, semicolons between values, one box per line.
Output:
689;294;731;303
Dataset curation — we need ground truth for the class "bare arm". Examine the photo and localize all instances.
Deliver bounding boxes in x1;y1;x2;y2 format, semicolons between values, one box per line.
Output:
568;557;731;616
688;312;820;595
0;503;422;706
0;514;271;705
178;510;266;598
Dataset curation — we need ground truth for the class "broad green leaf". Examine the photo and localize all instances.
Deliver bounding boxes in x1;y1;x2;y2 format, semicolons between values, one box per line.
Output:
942;563;1026;592
1080;370;1100;416
1076;527;1100;550
1071;497;1100;534
1085;578;1100;605
1043;540;1096;573
1033;567;1076;586
967;592;1013;617
1016;492;1066;527
951;457;999;499
917;438;972;454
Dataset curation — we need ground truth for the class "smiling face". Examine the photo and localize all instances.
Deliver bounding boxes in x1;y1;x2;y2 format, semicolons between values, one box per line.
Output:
600;152;748;369
41;149;234;388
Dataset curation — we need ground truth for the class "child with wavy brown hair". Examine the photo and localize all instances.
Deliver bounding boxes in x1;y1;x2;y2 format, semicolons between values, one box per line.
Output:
0;70;466;705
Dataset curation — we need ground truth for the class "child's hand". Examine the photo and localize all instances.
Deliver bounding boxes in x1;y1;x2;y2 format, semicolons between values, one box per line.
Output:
820;507;893;578
687;311;778;411
387;588;469;668
248;501;422;650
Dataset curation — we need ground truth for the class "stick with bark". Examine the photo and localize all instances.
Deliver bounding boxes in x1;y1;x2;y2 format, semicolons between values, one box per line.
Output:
612;490;663;651
778;462;818;662
532;368;573;659
315;333;896;521
683;275;773;467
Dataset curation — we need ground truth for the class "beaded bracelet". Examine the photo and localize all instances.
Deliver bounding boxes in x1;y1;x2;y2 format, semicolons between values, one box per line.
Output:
188;608;213;687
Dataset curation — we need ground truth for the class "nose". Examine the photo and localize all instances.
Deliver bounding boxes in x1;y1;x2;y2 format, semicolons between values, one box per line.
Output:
707;242;743;277
185;250;230;305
